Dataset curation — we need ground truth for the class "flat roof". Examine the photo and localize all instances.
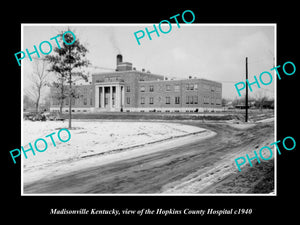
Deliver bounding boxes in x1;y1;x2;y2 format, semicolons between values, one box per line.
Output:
139;78;222;85
92;69;164;77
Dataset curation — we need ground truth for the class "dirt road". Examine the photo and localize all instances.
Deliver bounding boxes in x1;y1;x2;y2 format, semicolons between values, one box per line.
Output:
24;121;274;194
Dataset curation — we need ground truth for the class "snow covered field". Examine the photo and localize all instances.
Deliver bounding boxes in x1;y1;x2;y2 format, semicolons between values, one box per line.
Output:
22;120;205;171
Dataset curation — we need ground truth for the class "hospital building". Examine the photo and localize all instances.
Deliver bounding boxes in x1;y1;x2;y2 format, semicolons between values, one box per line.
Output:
50;54;222;113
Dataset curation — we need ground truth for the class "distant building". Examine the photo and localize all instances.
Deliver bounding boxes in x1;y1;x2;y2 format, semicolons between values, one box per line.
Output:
255;100;274;109
50;55;222;113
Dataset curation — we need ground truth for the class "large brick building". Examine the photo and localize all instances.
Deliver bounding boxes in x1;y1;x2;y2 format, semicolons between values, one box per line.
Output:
50;55;222;113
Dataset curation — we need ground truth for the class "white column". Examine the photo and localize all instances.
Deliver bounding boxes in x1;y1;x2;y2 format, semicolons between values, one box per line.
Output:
121;85;125;107
101;86;105;108
116;85;120;109
95;86;99;108
109;85;113;109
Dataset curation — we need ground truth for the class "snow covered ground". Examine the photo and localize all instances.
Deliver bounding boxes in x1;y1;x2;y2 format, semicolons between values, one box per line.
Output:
22;120;205;171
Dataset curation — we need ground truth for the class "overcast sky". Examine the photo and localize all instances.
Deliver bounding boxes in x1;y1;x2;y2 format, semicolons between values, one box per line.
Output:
22;24;275;100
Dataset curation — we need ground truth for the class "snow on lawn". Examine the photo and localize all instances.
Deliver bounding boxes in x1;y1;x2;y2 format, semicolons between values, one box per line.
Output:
22;120;204;170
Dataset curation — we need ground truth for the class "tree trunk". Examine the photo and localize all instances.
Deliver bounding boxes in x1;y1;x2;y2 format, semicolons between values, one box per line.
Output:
35;88;41;114
68;42;72;129
59;80;64;117
68;72;72;129
59;102;63;117
35;99;39;114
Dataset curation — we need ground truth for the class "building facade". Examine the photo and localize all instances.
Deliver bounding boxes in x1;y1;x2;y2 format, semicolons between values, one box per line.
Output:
50;55;222;113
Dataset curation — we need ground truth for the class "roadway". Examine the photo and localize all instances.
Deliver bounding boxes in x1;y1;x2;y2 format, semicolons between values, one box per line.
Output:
24;121;274;194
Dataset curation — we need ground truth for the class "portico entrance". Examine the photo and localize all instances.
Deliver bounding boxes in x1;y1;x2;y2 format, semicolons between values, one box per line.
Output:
95;83;125;111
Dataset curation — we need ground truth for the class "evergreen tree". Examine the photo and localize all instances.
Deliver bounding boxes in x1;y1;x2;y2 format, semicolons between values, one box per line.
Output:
46;29;90;129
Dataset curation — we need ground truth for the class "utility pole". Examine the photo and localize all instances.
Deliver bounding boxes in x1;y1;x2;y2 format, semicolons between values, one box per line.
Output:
245;57;248;122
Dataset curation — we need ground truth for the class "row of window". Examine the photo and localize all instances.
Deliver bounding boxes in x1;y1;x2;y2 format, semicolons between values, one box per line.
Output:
134;83;221;93
53;96;221;106
68;98;92;106
53;97;220;106
52;98;93;106
126;84;203;93
137;84;199;93
136;96;219;105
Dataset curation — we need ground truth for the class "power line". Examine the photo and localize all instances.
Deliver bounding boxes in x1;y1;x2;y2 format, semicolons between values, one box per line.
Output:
245;57;248;122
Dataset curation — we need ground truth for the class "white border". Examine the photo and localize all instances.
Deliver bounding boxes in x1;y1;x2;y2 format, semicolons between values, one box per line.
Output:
21;23;277;196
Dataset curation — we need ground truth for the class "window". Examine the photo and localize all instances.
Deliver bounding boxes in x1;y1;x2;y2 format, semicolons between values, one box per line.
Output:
189;96;193;104
203;84;210;90
186;83;196;90
194;96;198;104
186;96;194;104
140;86;145;92
166;85;171;91
166;97;170;104
149;85;154;92
174;85;180;92
141;97;145;104
83;98;87;105
175;96;180;104
126;97;130;104
90;98;92;105
204;96;210;104
126;86;130;92
149;97;154;104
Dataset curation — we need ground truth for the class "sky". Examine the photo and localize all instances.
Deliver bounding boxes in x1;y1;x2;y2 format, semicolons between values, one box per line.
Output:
22;24;275;100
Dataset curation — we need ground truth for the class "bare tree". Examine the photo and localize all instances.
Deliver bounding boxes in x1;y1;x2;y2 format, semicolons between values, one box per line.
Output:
50;74;67;116
26;60;49;113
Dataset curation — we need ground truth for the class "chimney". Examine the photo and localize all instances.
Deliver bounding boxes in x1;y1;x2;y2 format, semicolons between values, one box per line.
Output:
117;54;122;66
116;54;133;71
116;54;123;71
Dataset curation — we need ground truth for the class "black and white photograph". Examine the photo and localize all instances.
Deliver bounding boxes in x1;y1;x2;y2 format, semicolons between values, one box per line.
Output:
20;24;275;195
3;4;298;221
